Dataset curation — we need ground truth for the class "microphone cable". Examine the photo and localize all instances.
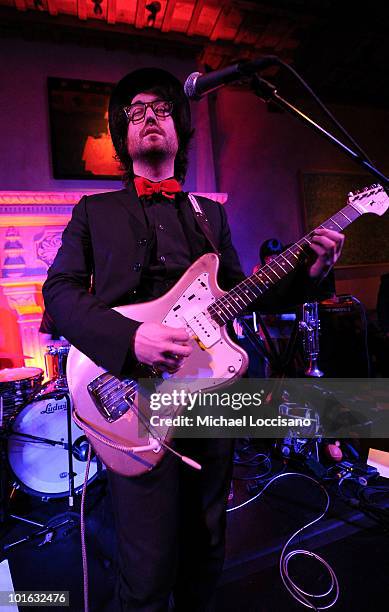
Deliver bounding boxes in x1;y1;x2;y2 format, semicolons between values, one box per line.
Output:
272;58;374;166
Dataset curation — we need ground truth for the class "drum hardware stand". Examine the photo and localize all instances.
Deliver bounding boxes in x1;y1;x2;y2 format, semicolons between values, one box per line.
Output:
3;512;81;551
1;391;101;552
1;429;79;547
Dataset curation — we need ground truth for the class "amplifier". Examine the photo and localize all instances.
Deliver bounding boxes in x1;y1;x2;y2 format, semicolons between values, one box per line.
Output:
318;295;369;377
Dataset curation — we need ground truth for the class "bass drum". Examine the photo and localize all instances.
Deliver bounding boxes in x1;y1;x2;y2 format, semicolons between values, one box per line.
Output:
8;393;99;498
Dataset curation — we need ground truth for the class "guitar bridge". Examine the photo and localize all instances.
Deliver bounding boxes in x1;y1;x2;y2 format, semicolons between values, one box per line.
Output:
87;373;137;422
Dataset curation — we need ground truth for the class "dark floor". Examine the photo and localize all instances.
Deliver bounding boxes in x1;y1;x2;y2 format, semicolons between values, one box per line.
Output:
218;524;389;611
1;453;389;612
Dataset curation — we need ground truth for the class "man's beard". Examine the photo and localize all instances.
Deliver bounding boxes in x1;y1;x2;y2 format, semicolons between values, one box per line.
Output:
133;140;178;167
141;147;169;162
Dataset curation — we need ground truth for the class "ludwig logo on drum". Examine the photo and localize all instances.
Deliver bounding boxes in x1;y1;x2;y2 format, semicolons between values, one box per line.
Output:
40;399;67;415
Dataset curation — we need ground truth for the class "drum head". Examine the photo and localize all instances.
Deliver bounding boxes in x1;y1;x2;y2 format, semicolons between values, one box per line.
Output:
8;394;98;498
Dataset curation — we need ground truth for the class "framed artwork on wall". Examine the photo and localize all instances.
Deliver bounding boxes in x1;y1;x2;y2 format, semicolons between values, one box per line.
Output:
301;171;389;267
48;77;121;180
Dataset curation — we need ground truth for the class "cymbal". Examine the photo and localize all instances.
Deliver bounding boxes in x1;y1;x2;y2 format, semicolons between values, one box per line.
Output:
0;351;33;360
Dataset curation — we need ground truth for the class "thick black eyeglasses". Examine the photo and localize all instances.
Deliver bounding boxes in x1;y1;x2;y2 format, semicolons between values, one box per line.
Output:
124;100;174;124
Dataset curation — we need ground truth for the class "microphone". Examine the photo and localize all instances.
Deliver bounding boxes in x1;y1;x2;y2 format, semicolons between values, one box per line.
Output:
72;436;93;462
184;56;280;100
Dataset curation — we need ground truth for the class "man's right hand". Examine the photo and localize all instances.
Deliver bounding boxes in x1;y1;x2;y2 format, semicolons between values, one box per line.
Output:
133;322;193;373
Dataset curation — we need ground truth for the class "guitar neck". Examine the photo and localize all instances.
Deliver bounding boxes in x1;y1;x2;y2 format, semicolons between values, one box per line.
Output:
207;201;362;326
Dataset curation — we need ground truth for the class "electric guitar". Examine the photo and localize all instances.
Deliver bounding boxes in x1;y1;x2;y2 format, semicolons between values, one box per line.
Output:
67;184;389;476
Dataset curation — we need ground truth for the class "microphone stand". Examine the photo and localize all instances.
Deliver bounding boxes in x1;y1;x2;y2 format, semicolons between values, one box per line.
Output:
251;75;389;189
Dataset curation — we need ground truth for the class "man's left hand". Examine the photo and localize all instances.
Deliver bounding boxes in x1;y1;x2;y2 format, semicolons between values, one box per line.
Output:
307;228;345;279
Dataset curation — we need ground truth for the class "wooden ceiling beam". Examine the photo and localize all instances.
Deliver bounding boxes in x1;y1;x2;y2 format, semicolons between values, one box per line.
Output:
14;0;27;11
209;4;225;42
0;6;204;50
161;0;177;33
186;0;206;37
135;0;146;29
77;0;87;21
47;0;58;17
107;0;116;25
0;4;294;64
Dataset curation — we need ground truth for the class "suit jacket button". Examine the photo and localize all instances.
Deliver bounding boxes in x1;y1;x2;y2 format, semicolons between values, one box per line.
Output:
133;263;142;271
138;238;147;246
159;255;166;263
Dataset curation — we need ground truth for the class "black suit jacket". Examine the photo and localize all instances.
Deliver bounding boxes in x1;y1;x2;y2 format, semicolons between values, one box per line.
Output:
42;185;312;376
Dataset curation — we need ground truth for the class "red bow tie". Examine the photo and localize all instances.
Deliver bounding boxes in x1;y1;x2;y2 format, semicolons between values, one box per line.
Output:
134;176;182;200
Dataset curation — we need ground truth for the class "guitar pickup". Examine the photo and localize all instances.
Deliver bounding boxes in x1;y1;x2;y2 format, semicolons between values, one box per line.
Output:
88;372;137;422
185;312;220;348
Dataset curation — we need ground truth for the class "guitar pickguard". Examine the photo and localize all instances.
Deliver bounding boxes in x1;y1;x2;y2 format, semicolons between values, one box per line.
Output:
162;272;217;339
160;271;246;389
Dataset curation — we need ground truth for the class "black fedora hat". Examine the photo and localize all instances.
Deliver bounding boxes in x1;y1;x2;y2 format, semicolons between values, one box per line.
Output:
108;67;191;160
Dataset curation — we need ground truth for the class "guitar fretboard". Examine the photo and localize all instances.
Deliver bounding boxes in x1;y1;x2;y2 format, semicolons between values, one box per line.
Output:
207;202;362;326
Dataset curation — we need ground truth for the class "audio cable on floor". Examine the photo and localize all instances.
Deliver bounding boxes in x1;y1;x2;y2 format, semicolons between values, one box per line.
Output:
227;471;339;610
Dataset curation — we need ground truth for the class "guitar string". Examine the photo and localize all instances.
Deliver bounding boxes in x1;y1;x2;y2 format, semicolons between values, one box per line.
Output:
204;202;362;326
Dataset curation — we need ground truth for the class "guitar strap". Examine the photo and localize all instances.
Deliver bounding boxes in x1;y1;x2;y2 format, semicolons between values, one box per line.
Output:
187;193;221;257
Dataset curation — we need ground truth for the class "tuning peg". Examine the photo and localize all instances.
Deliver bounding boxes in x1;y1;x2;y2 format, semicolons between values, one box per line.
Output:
348;191;354;197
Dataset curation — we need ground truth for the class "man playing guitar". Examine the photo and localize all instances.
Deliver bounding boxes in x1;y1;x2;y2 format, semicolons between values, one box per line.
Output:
43;67;344;611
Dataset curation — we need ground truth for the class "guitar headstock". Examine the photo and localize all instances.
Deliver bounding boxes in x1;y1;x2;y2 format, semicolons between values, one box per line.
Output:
348;184;389;216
